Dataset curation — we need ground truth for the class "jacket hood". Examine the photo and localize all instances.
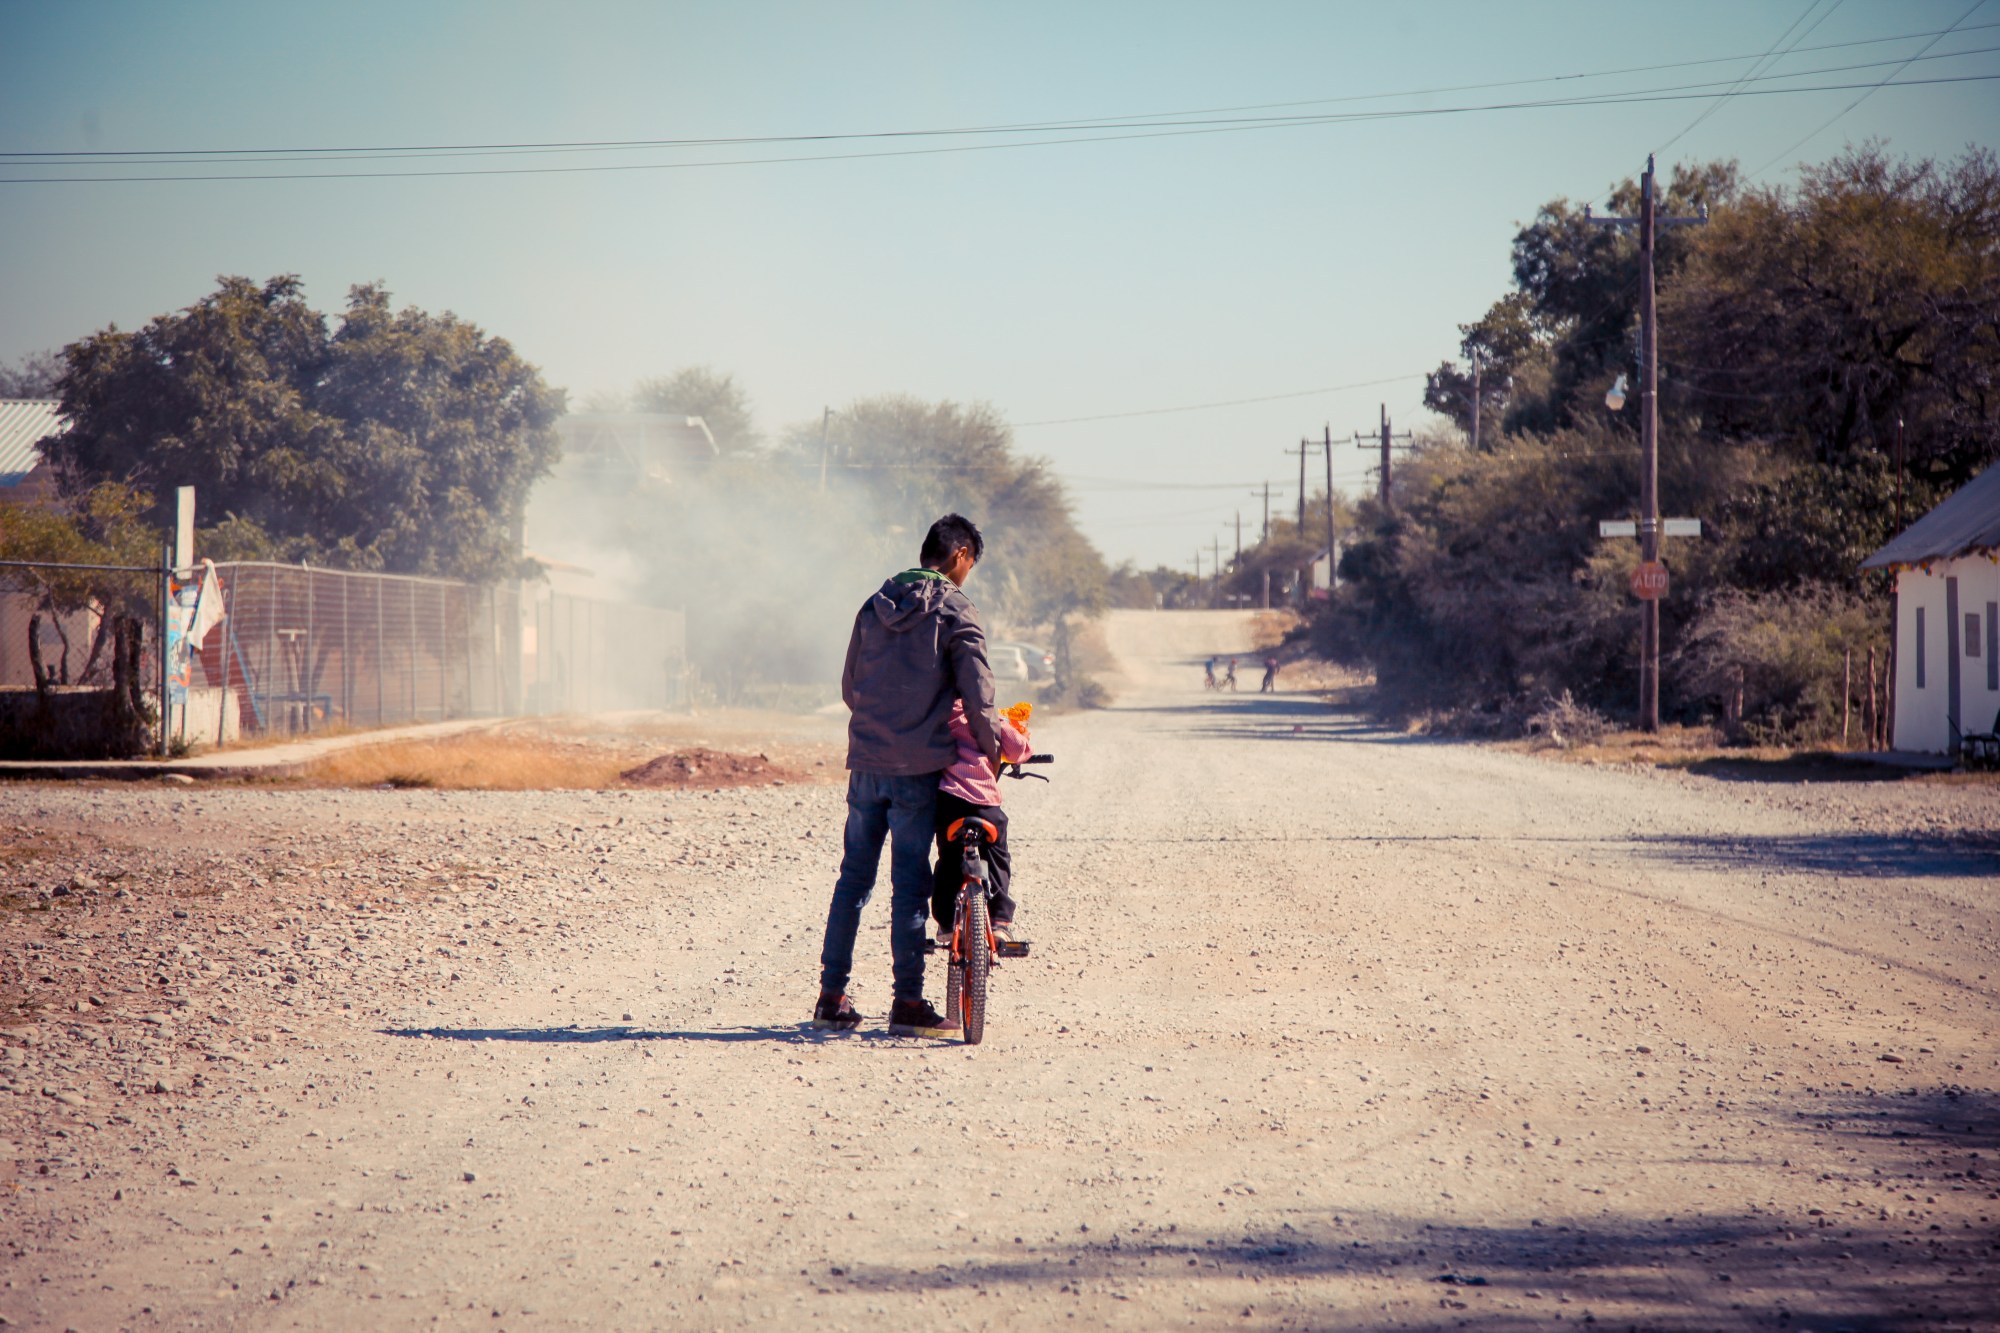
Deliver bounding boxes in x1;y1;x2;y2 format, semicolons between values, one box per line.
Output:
868;571;953;632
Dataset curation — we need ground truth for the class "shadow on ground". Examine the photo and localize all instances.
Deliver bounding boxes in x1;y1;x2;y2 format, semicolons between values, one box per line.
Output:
1677;753;1950;784
381;1023;917;1046
1637;829;2000;880
830;1205;1992;1331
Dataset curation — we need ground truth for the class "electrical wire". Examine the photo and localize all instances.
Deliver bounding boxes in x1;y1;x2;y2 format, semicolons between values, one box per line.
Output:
5;69;1997;184
8;20;1994;168
1750;0;1991;178
1653;0;1846;155
1008;375;1422;428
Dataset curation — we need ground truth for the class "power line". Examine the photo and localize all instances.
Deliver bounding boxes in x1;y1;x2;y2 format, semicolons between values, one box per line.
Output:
1008;374;1421;428
6;69;1998;185
11;19;1993;167
1653;0;1845;155
1750;0;1991;178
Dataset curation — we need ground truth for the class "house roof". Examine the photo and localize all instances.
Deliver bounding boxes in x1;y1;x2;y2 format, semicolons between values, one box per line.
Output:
0;398;62;487
1861;462;2000;570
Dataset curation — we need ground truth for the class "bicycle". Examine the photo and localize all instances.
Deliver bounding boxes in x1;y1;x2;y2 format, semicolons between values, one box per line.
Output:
942;754;1052;1045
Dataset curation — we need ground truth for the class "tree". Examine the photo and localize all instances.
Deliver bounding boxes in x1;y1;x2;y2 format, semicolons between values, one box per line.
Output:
0;349;61;398
44;276;563;583
1662;145;2000;486
633;366;760;453
0;483;159;753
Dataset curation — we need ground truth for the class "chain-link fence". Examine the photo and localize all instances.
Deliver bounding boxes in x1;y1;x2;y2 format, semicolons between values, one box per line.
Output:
201;563;687;741
2;558;687;753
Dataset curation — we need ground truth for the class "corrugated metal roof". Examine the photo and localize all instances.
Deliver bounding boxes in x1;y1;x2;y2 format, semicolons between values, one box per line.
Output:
0;398;62;487
1860;462;2000;570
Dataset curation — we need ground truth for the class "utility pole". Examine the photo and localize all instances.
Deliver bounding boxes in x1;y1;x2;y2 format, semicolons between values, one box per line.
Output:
1469;350;1483;454
1210;537;1223;608
1284;438;1323;608
817;406;834;492
1350;405;1414;510
1234;511;1242;562
1587;155;1706;732
1286;440;1312;529
1261;482;1271;544
1322;424;1338;592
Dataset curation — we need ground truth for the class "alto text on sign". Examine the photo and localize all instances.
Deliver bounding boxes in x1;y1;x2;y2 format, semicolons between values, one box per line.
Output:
1629;561;1670;601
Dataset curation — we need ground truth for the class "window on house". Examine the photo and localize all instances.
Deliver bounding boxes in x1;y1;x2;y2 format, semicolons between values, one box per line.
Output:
1989;602;1998;692
1968;613;1982;656
1915;607;1926;688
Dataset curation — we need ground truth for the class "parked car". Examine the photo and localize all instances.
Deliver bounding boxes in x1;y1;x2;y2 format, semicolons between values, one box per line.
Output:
989;644;1032;682
990;641;1055;681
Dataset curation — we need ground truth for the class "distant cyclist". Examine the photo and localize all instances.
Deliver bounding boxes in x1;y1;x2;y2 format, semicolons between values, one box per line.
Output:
1204;656;1218;690
1223;657;1238;691
1260;655;1279;693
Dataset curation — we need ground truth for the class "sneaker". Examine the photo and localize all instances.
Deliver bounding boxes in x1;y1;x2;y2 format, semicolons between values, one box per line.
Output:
887;997;959;1038
990;919;1016;944
811;992;864;1031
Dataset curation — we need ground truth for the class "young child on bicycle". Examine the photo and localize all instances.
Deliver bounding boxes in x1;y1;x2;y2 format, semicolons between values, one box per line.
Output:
932;698;1033;944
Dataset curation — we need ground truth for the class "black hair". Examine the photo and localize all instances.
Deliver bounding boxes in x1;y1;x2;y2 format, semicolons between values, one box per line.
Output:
920;513;984;567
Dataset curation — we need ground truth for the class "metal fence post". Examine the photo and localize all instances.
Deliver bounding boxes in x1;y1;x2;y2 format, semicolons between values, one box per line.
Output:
341;572;352;727
375;577;386;727
407;579;419;722
157;543;171;755
304;569;315;733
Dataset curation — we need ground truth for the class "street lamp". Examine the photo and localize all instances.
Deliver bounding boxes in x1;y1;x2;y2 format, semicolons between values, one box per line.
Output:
1604;373;1628;413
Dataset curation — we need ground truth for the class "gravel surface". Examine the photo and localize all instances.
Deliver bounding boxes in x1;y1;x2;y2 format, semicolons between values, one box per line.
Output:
2;609;1995;1331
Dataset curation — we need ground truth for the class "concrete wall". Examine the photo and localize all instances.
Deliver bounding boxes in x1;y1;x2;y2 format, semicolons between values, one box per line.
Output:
164;687;241;748
1895;556;2000;754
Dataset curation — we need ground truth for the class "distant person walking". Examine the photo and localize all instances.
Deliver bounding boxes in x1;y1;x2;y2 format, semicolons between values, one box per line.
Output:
813;514;1003;1039
1260;655;1279;693
1223;657;1238;691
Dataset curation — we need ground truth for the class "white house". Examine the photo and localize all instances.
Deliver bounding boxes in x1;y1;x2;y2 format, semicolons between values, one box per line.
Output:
1861;464;2000;755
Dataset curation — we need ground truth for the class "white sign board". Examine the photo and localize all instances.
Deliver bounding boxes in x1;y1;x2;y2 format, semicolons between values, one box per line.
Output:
1599;518;1703;539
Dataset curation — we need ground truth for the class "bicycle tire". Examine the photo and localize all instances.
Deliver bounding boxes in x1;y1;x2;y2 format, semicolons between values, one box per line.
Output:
962;889;990;1046
945;942;963;1024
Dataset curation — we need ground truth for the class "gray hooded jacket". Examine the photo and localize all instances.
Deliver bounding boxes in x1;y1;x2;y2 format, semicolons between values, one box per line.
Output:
841;569;1001;776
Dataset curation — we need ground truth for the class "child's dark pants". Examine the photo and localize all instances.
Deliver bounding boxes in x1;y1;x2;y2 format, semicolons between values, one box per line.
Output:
933;791;1014;930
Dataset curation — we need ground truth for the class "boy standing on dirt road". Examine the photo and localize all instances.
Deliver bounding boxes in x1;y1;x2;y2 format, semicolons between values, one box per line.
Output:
814;514;1003;1037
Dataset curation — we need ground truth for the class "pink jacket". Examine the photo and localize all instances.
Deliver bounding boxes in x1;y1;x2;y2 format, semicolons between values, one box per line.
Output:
940;700;1032;805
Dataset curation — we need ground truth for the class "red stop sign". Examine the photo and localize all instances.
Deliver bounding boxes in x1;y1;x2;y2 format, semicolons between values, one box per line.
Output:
1629;561;1669;600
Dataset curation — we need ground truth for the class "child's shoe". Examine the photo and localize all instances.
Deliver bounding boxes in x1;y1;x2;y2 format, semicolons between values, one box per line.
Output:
887;998;959;1038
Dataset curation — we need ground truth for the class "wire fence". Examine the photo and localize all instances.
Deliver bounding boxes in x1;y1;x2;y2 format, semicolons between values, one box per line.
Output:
1;559;687;750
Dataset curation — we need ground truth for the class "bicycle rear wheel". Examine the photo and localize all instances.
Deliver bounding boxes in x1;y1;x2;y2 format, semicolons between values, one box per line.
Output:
962;889;990;1045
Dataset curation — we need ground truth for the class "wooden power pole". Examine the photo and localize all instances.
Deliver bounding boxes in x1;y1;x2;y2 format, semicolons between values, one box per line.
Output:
1350;405;1414;510
1587;155;1706;732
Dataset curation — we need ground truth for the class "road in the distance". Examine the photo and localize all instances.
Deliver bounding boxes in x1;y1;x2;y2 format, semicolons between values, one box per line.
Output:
3;609;1995;1330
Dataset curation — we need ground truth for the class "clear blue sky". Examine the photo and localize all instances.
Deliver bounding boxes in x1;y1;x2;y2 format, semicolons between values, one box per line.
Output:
3;1;1995;569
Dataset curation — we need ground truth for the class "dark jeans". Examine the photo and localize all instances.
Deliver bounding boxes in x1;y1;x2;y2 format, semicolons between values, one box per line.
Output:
933;792;1014;931
818;770;939;1002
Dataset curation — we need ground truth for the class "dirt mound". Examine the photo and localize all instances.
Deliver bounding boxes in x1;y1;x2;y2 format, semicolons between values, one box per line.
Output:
619;747;801;789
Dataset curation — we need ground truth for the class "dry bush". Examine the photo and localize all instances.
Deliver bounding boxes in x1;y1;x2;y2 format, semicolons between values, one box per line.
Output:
1675;583;1885;744
303;733;630;790
1524;690;1612;749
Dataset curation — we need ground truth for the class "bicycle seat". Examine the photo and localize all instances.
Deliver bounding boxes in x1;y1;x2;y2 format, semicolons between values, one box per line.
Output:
945;817;999;843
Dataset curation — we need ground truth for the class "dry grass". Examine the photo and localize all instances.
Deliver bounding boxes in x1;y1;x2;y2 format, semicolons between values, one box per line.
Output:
301;732;633;790
1497;724;1998;785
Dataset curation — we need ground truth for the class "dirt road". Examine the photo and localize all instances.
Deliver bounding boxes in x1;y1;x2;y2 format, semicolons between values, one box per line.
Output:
4;610;1996;1330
